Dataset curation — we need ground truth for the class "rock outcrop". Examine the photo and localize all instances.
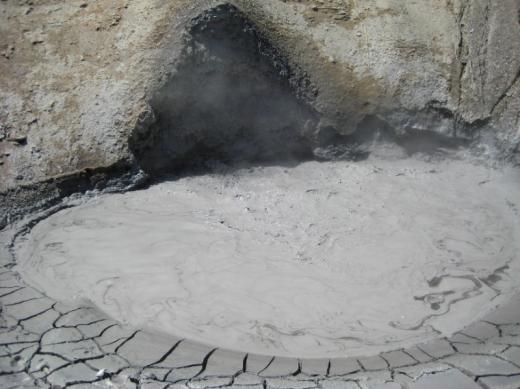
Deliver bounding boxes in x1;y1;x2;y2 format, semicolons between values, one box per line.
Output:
1;0;519;225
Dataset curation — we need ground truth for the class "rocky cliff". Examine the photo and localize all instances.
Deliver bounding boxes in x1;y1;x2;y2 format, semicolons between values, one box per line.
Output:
1;0;519;226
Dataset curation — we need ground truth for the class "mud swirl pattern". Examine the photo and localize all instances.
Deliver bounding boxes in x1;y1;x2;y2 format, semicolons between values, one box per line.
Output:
14;158;520;359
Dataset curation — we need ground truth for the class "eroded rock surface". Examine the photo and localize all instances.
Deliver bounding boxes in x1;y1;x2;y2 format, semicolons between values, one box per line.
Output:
1;0;520;224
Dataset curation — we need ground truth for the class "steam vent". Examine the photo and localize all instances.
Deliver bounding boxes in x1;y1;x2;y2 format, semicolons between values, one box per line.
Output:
1;1;520;388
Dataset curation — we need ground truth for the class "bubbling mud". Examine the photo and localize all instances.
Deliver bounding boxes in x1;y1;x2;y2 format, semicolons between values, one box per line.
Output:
15;156;520;358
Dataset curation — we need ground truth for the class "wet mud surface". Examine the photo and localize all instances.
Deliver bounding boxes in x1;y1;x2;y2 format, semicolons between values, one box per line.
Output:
14;157;520;359
1;155;520;388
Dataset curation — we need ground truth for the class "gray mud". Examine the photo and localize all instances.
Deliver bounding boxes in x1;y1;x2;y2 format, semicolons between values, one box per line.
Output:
14;155;520;358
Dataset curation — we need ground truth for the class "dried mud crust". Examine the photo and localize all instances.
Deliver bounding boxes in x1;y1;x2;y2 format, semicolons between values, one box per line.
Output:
0;262;519;389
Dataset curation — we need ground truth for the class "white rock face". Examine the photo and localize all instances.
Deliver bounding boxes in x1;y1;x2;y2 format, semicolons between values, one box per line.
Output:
16;156;520;357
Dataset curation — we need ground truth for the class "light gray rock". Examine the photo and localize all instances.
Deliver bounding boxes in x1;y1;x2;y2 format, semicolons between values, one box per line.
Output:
1;0;519;226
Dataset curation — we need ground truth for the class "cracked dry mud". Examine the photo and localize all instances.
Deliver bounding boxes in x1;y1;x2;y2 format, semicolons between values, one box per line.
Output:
1;155;520;389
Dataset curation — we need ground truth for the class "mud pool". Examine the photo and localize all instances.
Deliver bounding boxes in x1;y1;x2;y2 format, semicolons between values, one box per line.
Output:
14;156;520;358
